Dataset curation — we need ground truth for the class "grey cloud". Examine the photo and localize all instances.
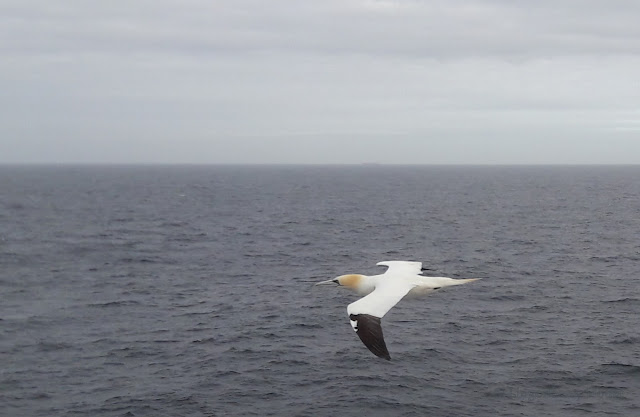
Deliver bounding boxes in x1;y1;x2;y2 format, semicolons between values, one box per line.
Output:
4;0;640;58
1;0;640;164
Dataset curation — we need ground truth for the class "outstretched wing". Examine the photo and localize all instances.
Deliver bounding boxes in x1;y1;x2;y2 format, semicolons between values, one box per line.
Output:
376;261;423;276
347;279;415;360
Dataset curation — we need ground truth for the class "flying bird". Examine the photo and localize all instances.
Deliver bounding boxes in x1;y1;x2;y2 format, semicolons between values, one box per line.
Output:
315;261;480;360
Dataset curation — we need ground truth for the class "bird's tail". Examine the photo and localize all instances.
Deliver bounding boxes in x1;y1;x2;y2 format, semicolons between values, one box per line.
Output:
451;278;481;285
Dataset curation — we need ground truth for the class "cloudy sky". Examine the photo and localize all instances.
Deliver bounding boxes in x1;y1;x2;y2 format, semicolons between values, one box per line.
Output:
1;0;639;164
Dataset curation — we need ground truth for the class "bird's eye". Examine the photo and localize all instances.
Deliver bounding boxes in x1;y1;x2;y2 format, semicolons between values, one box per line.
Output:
433;287;441;290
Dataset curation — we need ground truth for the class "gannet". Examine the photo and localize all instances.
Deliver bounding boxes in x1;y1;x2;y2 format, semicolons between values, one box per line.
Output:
315;261;480;360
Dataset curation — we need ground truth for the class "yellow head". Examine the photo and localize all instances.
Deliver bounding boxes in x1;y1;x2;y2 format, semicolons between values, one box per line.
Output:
335;274;364;289
315;274;369;294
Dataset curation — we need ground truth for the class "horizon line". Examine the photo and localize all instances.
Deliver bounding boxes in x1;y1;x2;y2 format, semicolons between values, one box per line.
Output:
1;162;639;167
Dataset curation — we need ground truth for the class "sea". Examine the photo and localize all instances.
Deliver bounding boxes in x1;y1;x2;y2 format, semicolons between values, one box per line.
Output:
1;165;639;417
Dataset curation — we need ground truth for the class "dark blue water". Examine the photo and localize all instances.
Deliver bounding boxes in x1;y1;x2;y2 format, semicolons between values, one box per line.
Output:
1;165;639;416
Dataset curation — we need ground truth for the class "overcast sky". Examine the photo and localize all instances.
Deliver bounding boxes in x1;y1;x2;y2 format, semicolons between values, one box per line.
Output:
1;0;639;164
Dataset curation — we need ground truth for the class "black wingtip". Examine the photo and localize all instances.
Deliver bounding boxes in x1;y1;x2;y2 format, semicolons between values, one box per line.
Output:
350;314;391;360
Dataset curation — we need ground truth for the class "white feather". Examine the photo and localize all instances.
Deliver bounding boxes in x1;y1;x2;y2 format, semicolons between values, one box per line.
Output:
376;260;423;275
347;277;415;318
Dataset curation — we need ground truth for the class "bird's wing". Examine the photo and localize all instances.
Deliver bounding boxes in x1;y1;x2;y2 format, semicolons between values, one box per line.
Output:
376;260;423;276
347;279;416;360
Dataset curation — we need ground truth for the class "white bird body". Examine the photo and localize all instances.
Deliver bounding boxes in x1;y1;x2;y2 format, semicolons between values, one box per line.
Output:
316;260;480;360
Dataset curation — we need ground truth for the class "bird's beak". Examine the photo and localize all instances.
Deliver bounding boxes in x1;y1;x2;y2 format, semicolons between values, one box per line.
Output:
314;279;338;286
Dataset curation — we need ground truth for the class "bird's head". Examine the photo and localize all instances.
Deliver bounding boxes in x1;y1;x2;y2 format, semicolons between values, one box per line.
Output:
315;274;365;290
